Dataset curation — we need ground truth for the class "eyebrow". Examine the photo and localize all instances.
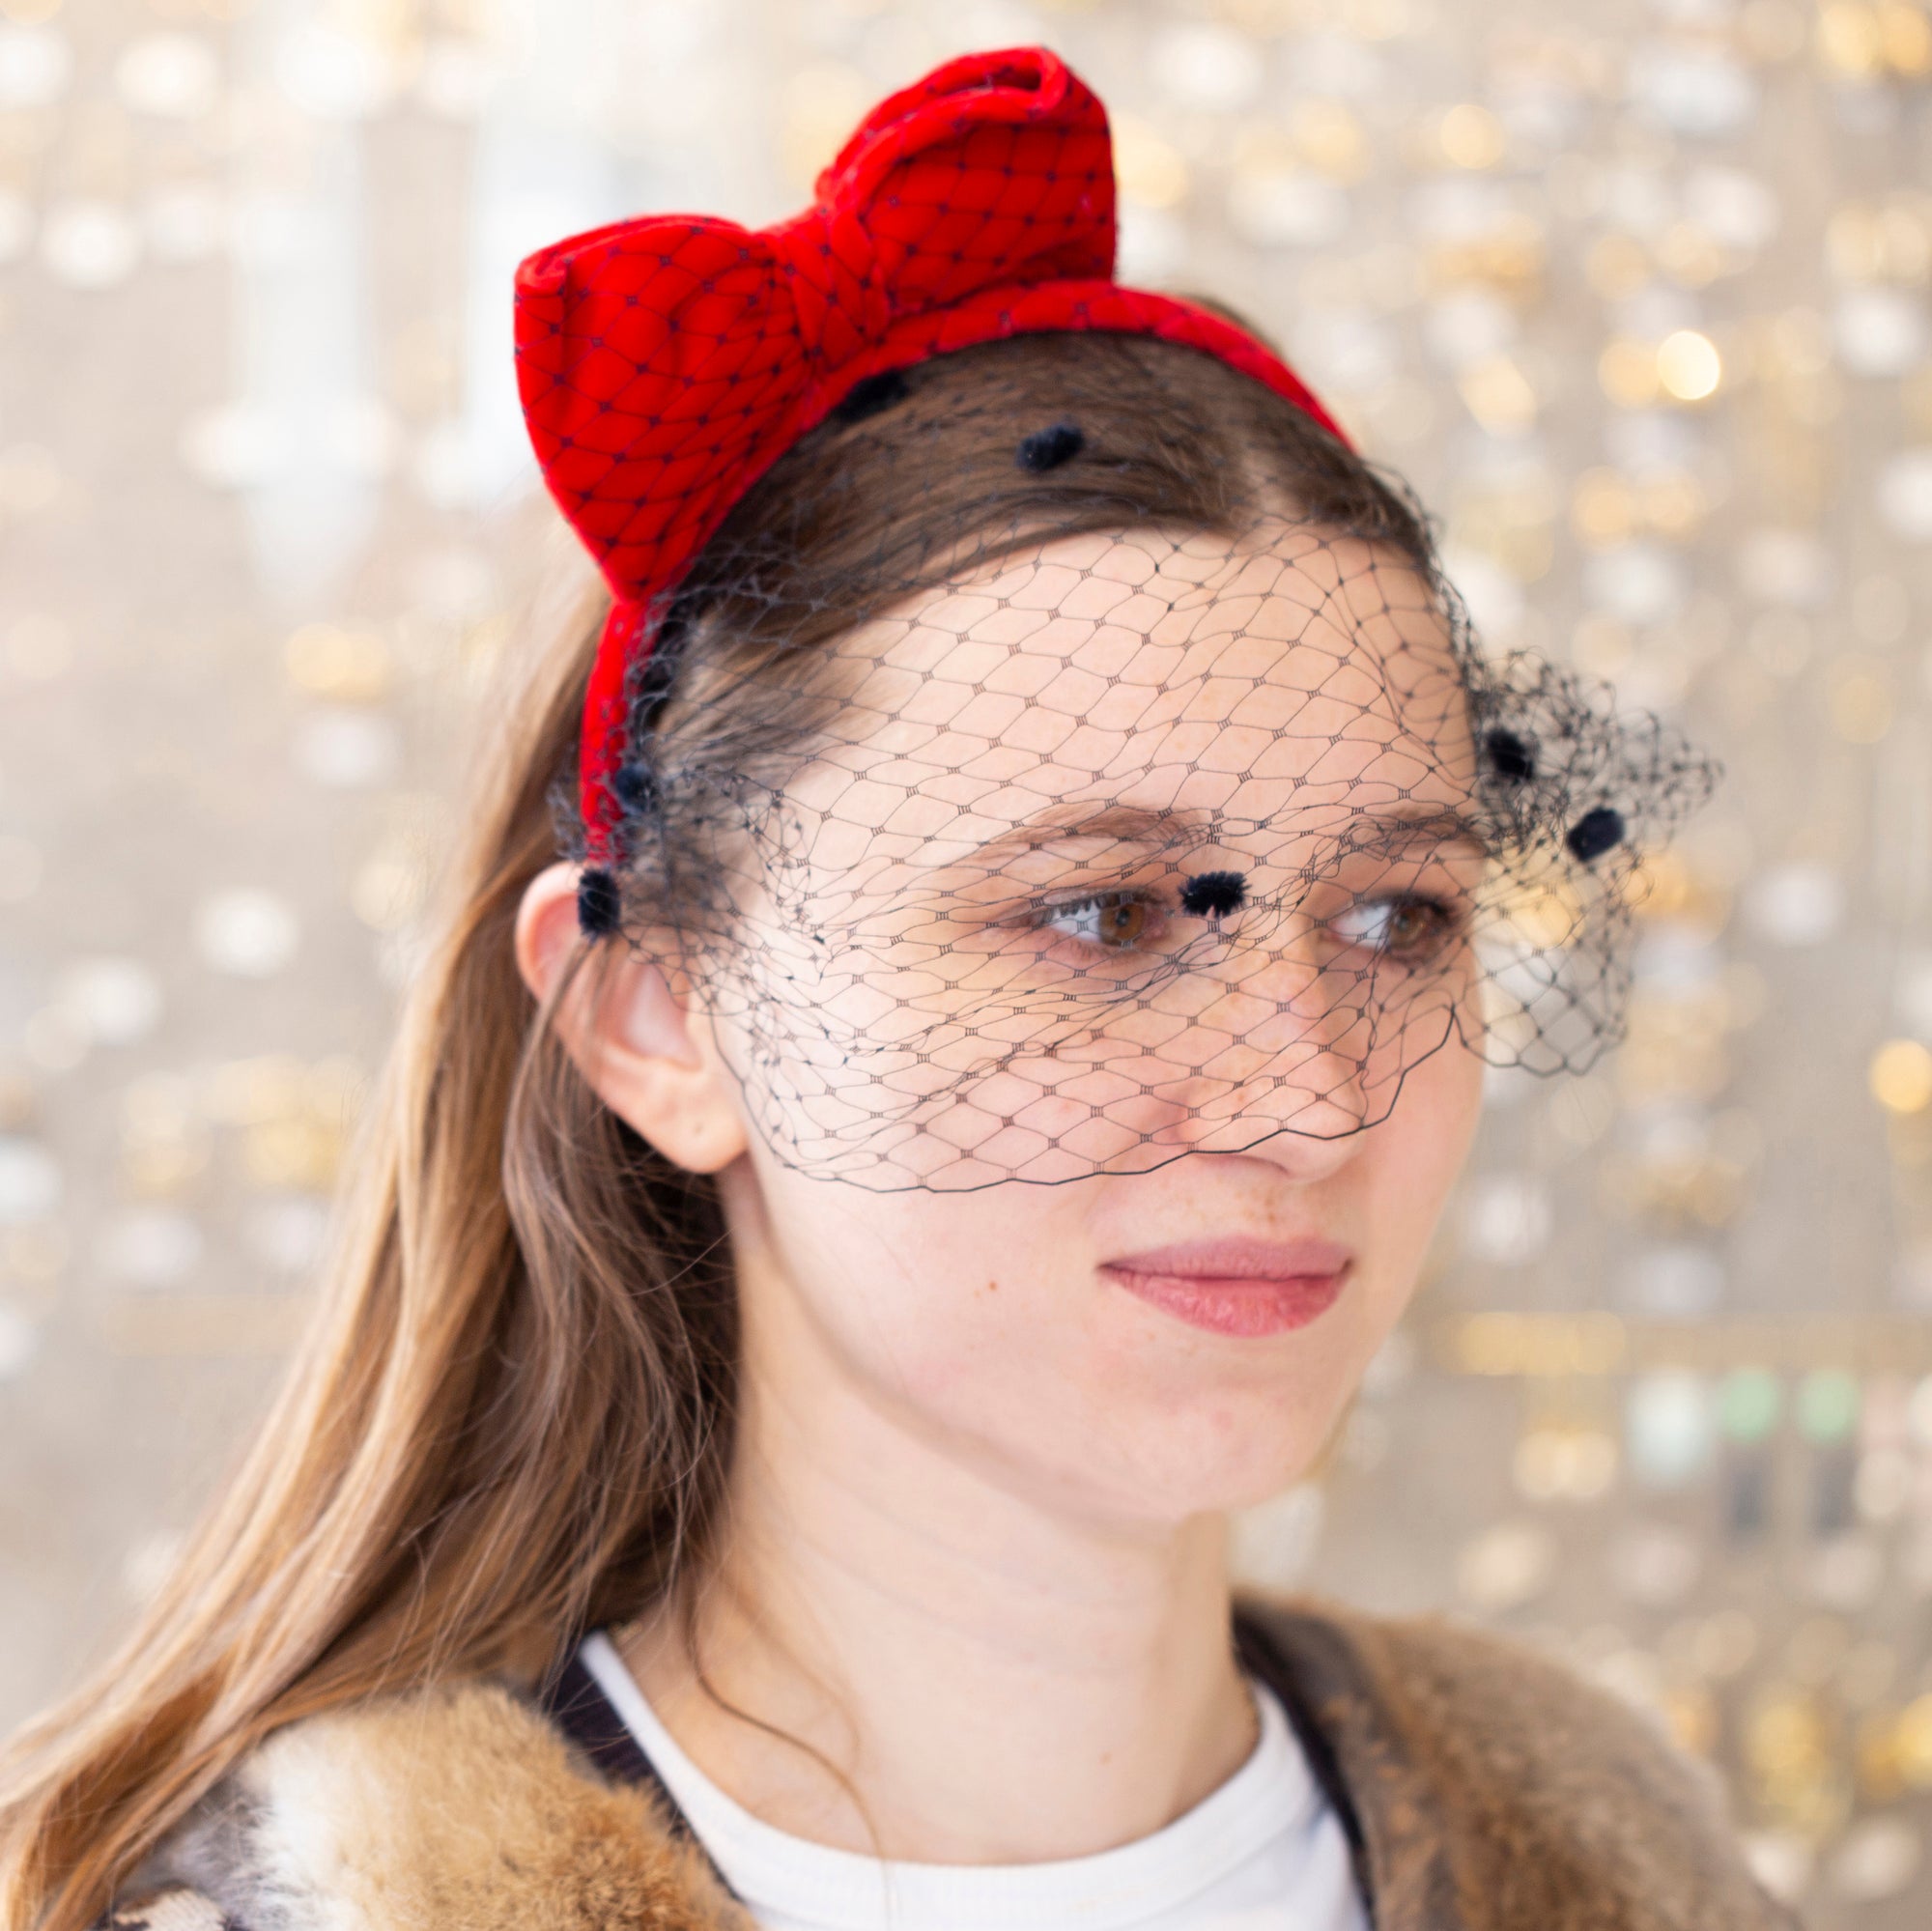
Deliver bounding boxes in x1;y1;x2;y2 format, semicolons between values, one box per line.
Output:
981;802;1492;860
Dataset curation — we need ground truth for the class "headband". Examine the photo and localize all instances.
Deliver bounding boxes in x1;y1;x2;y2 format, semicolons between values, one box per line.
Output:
511;45;1345;923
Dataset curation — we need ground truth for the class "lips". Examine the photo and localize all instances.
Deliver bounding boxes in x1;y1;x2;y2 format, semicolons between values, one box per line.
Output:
1100;1236;1352;1339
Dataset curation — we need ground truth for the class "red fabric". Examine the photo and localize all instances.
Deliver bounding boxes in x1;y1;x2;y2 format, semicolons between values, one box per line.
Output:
514;46;1346;869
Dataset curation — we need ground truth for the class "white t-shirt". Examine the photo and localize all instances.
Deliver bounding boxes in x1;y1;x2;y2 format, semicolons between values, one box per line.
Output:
579;1633;1368;1931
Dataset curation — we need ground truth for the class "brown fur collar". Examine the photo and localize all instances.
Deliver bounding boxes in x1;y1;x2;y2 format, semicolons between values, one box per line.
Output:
125;1681;746;1931
110;1602;1791;1931
1240;1604;1796;1931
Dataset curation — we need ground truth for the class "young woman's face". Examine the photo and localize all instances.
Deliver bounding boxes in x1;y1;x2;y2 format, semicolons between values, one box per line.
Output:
696;524;1488;1525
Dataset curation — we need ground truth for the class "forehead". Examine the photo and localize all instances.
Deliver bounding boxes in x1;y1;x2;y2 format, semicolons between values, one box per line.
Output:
788;522;1473;834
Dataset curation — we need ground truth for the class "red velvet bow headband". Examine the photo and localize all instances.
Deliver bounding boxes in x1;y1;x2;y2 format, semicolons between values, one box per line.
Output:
512;44;1345;923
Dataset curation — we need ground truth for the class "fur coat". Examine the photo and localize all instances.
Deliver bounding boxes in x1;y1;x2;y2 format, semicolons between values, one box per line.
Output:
101;1599;1795;1931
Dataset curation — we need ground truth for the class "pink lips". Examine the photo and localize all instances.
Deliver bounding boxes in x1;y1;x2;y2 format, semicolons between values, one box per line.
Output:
1101;1236;1352;1339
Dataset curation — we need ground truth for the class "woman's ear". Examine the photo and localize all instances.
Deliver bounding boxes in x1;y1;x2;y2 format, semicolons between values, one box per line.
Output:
514;861;749;1176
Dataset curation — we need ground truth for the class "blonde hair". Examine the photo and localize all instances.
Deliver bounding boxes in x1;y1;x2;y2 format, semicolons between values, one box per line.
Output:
0;332;1414;1931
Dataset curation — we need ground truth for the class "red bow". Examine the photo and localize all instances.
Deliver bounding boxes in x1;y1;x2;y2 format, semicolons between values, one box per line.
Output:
514;46;1343;879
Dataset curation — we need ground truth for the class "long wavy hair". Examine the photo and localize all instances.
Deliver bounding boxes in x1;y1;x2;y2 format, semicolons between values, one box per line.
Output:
0;329;1427;1931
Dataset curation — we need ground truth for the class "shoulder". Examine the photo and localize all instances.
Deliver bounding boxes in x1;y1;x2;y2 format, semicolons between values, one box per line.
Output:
101;1678;744;1931
1240;1595;1797;1930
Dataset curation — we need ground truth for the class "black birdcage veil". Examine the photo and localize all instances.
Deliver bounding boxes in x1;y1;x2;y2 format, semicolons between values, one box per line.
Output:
573;355;1717;1194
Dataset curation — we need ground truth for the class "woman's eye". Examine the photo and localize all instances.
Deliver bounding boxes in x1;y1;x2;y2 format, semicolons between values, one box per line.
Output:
1039;893;1163;950
1328;895;1458;961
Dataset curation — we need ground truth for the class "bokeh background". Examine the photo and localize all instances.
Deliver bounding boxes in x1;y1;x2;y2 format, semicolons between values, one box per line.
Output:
2;0;1930;1920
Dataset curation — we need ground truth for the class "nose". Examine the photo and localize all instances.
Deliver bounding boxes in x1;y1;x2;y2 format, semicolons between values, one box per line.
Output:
1090;916;1401;1171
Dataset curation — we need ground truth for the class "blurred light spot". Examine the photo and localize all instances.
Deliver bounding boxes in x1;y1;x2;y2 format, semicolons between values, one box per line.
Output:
1908;1375;1932;1448
54;958;162;1046
97;1209;203;1289
350;851;426;932
1832;667;1893;742
1423;289;1517;369
1657;327;1721;401
1684;166;1778;252
1743;863;1843;946
1829;1815;1921;1901
1457;355;1536;435
1835;287;1927;378
1737;526;1833;607
1111;110;1189;210
1437;102;1505;169
1797;1369;1861;1443
1871;1037;1932;1113
114;33;218;118
0;1137;60;1223
243;1195;330;1275
322;396;400;479
1857;1447;1913;1522
1582;542;1686;625
181;403;286;489
1226;172;1348;248
1609;1522;1701;1604
194;890;300;978
1621;1243;1725;1318
296;710;399;788
1742;1832;1814;1905
1628;44;1757;137
1877;447;1932;541
1514;1428;1616;1501
1897;1691;1932;1787
273;21;395;121
1439;544;1523;640
1457;1520;1557;1610
121;1529;184;1605
285;623;390;703
1461;1173;1552;1264
1151;23;1262;110
0;23;71;110
1114;204;1185;284
1628;1370;1714;1487
1290;98;1367;182
1719;1367;1782;1443
41;202;140;290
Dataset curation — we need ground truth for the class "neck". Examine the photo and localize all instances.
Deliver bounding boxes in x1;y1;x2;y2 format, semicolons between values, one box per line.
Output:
620;1300;1252;1863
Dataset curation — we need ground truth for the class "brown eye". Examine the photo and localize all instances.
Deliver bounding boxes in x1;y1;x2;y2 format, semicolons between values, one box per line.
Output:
1385;901;1441;956
1329;895;1456;962
1038;893;1162;951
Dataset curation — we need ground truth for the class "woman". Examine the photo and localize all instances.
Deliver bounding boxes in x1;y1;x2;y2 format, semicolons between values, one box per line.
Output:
3;48;1780;1931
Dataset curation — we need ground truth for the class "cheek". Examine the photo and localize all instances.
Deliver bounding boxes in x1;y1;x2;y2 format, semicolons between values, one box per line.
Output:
739;1174;1250;1508
745;1165;1079;1396
1359;1042;1484;1288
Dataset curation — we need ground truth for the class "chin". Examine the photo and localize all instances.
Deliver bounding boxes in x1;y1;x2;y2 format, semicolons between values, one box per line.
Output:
1063;1384;1341;1526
